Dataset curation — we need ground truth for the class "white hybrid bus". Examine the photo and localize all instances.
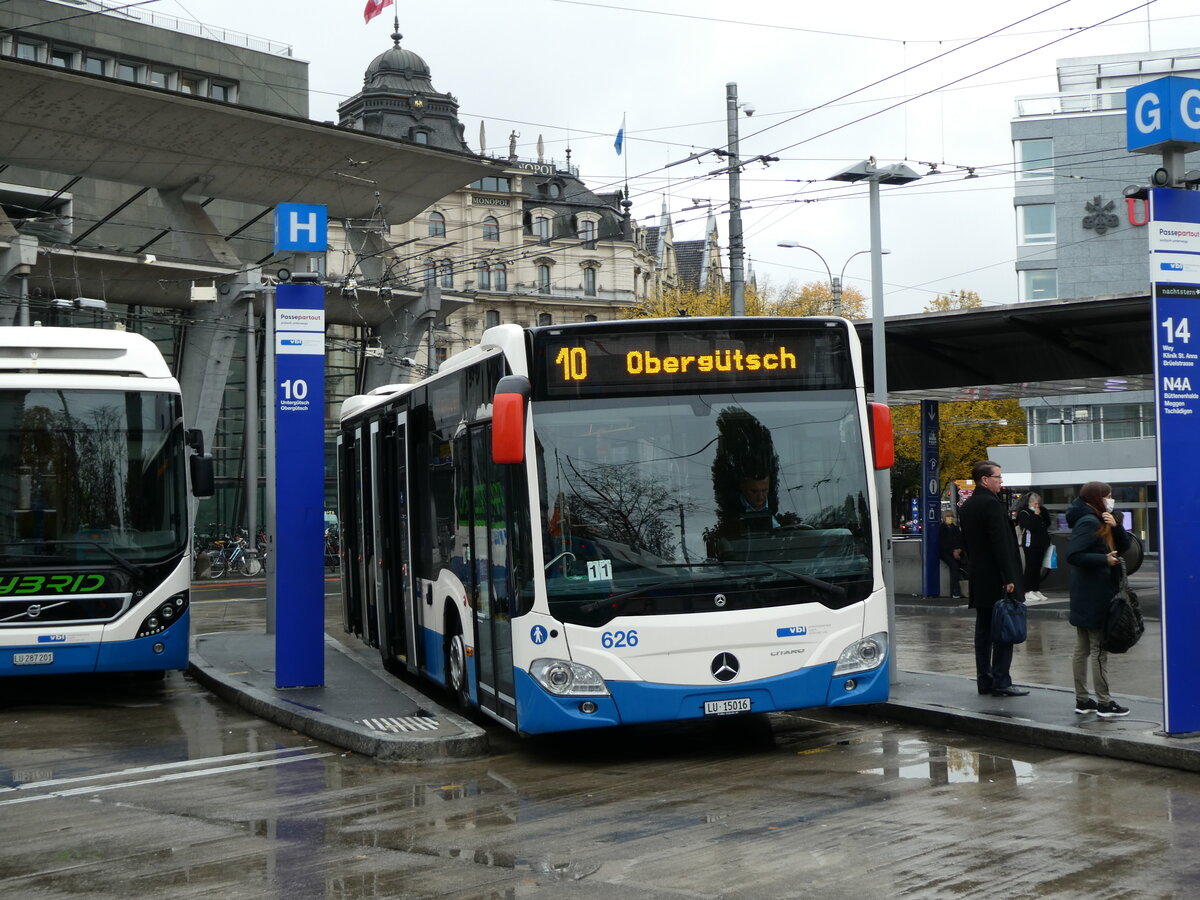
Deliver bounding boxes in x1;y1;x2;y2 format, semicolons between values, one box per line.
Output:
337;317;894;734
0;327;212;676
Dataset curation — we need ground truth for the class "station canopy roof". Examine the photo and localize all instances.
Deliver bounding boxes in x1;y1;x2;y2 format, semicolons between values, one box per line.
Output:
0;57;503;221
856;294;1153;403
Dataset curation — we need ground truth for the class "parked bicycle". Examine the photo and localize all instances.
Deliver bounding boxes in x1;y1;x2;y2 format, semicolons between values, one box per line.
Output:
207;528;263;578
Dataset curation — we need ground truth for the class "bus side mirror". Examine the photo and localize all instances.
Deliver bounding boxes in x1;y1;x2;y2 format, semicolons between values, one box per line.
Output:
868;402;894;470
190;453;215;498
186;428;206;454
493;375;531;464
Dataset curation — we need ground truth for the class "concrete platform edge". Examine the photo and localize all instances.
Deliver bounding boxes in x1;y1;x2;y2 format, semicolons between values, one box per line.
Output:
858;675;1200;774
188;633;489;762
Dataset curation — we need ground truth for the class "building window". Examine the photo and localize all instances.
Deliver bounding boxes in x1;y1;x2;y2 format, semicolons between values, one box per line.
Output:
210;82;231;101
537;264;552;293
470;176;511;192
486;309;501;328
179;76;199;94
428;211;446;237
116;62;139;82
533;216;551;242
1101;403;1141;440
148;68;171;88
583;267;597;296
15;41;41;62
436;346;448;366
423;259;436;284
579;219;597;247
413;131;428;144
50;49;73;68
476;262;491;291
439;260;454;288
493;263;507;291
584;314;598;322
1020;269;1057;302
482;216;499;241
538;313;553;326
84;56;107;76
1019;204;1055;244
1016;138;1053;179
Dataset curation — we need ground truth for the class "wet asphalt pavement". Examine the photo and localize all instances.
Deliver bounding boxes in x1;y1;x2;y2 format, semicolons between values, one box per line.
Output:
1;572;1197;898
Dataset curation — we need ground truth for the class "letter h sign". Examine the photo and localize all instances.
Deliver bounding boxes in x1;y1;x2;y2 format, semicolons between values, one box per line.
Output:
274;203;328;253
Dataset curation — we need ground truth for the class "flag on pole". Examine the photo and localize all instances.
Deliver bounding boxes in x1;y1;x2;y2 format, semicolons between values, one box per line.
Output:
614;115;626;156
364;0;393;24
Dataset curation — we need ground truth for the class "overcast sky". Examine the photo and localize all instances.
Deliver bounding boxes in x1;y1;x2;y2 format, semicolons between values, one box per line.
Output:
162;0;1200;314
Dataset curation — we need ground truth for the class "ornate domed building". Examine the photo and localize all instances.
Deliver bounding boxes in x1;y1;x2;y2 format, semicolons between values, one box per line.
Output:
337;26;470;153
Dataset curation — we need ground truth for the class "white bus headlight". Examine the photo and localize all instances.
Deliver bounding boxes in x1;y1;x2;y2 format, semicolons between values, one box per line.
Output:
529;658;610;696
833;632;888;676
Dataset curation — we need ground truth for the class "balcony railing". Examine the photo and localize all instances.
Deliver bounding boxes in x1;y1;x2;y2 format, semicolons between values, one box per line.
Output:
48;0;293;56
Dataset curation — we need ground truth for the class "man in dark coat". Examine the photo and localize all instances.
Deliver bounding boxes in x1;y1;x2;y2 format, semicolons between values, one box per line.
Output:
958;460;1028;697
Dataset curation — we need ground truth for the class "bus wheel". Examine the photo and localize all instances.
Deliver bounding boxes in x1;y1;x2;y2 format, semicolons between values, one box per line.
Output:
446;629;470;708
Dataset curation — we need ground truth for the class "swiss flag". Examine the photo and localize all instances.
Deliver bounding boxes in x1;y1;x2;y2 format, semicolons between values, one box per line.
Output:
363;0;393;24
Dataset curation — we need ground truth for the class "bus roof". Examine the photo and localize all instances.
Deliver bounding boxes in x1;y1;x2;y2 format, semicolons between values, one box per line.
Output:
0;326;174;380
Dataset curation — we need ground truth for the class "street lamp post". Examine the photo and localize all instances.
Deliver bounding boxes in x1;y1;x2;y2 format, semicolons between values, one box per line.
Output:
776;243;888;316
828;158;922;683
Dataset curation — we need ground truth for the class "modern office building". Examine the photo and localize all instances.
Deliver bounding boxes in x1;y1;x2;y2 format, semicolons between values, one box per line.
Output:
990;49;1200;549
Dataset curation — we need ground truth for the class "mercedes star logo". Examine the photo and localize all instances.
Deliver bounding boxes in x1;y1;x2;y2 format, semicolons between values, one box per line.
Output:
711;652;739;682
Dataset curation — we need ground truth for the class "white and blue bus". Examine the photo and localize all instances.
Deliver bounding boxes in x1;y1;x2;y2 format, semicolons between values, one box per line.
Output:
0;327;212;676
337;317;894;734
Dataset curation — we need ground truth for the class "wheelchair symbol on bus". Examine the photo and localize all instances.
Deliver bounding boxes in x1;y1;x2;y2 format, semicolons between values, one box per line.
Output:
530;625;549;645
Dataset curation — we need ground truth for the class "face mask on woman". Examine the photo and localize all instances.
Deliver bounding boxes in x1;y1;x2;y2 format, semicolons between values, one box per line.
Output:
1104;497;1115;513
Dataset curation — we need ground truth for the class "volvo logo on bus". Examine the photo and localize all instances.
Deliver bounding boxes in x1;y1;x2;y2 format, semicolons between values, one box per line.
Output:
26;604;42;619
711;652;739;682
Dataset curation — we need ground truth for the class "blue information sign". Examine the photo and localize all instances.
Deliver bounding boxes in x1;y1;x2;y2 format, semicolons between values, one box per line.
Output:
274;203;329;253
274;281;326;688
919;400;941;596
1127;77;1200;153
1149;187;1200;734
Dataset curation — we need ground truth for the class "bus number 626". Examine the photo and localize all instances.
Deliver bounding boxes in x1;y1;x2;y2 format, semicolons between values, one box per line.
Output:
601;629;638;648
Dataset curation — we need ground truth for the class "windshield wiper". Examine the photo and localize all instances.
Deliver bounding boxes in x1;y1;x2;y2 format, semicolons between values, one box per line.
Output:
578;578;675;614
10;540;141;577
740;559;846;601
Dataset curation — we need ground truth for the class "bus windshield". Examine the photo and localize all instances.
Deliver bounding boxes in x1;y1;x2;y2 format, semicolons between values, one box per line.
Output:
0;389;188;565
533;391;874;627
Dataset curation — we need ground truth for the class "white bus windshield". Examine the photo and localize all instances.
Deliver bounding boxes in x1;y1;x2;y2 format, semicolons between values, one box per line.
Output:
533;391;874;627
0;389;188;565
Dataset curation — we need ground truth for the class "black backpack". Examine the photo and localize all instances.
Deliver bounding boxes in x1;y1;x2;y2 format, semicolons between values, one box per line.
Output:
1103;560;1145;654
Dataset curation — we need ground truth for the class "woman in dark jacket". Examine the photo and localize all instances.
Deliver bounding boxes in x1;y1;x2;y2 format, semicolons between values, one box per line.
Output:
1066;481;1132;718
1016;492;1052;602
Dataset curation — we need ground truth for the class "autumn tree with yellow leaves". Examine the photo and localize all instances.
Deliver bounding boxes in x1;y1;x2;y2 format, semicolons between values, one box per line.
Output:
624;280;868;320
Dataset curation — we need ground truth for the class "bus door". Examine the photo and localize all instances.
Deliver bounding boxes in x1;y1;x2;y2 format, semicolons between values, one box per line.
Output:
337;433;362;636
355;424;379;648
382;412;421;673
368;419;386;649
465;423;516;724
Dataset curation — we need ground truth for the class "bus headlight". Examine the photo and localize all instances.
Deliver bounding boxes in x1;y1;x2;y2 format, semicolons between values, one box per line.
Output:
529;658;610;696
137;592;189;639
833;632;888;676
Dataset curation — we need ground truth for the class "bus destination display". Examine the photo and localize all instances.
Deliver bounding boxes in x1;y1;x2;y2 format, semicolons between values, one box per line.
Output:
535;324;851;399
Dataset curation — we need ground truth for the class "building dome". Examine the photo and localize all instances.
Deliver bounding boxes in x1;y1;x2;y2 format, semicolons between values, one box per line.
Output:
362;32;433;93
338;29;470;153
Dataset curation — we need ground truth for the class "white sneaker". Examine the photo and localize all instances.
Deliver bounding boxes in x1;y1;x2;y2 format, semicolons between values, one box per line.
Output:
1034;591;1048;601
1024;593;1039;604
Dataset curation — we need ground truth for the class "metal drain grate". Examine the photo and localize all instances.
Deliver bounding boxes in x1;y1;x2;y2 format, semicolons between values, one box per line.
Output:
360;716;439;732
